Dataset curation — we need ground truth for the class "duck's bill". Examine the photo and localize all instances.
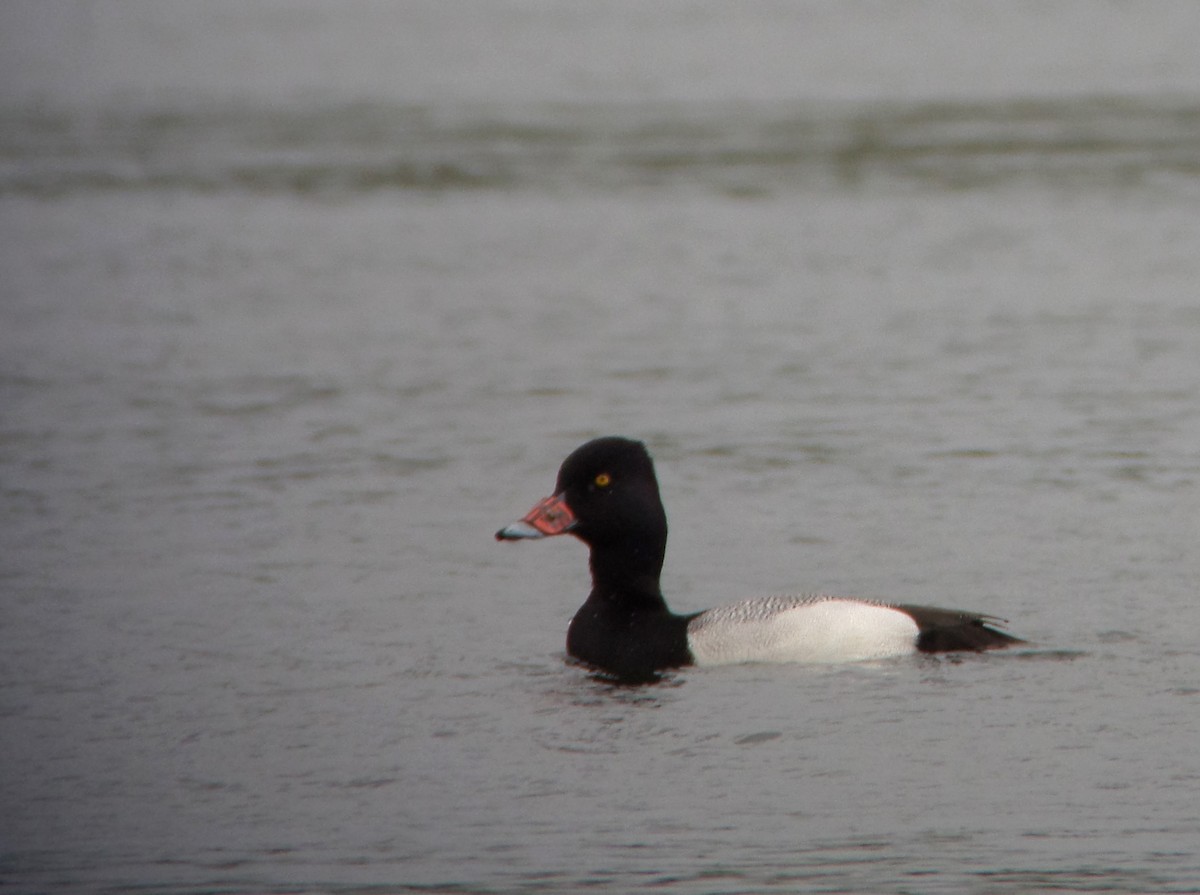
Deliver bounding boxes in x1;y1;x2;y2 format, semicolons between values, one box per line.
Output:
495;493;577;540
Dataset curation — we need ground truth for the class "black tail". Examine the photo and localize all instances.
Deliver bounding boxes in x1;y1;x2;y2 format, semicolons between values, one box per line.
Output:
898;604;1025;653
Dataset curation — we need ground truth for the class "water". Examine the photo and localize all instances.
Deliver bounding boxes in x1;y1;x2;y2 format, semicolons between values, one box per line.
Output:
3;3;1200;893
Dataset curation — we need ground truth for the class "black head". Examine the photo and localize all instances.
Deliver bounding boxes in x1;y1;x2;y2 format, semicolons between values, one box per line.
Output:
551;437;667;550
495;436;670;597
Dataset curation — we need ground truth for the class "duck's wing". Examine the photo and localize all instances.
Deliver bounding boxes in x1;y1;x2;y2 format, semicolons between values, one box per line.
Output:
895;603;1025;652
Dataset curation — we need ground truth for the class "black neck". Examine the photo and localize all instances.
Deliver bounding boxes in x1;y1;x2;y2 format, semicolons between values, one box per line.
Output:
586;535;671;613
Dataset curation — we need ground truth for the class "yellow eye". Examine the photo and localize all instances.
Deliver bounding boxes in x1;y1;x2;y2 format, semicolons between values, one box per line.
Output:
594;473;611;488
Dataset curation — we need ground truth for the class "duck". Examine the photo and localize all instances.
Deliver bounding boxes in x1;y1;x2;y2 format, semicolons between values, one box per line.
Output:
497;436;1022;681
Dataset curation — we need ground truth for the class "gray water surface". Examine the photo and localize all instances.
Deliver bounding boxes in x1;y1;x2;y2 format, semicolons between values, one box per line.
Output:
3;3;1200;893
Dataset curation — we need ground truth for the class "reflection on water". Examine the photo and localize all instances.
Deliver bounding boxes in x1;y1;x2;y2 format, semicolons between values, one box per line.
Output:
4;96;1200;195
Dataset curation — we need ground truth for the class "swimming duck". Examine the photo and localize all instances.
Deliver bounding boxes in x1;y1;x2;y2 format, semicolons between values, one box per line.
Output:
497;436;1022;681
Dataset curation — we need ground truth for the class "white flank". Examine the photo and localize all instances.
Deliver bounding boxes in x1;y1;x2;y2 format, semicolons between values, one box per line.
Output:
686;596;920;666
